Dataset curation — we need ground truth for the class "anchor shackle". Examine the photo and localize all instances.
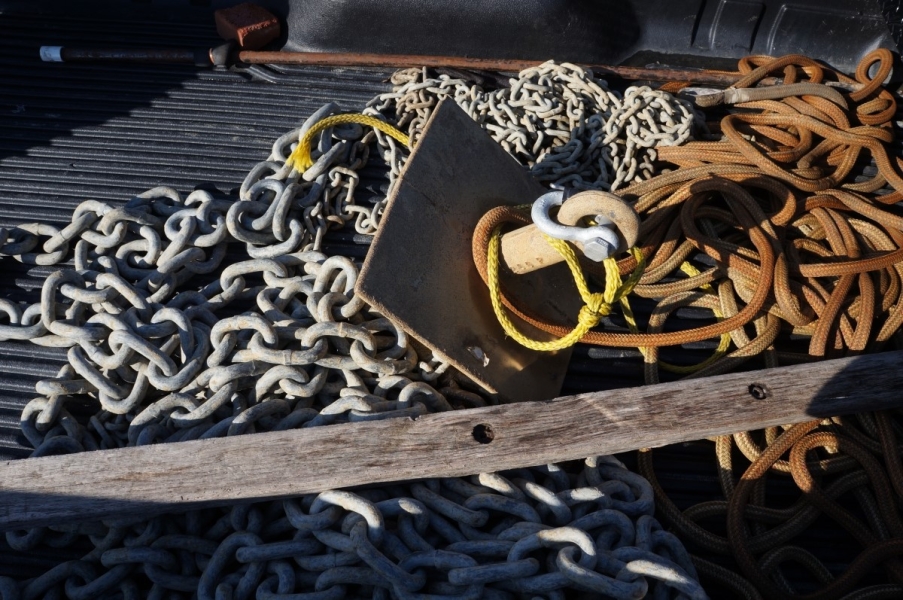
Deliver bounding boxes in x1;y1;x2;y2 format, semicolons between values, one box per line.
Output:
499;190;640;275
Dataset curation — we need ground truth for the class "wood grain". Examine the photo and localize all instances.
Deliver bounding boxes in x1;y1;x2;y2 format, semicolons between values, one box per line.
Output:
2;350;901;530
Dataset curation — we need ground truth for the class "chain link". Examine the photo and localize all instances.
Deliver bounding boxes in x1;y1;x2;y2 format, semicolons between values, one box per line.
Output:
6;176;472;452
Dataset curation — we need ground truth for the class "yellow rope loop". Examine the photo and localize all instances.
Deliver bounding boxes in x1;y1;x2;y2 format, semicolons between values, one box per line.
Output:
286;114;410;173
619;249;647;294
487;227;645;352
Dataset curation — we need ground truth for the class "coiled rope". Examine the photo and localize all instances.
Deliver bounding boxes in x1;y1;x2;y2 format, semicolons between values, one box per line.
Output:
472;51;903;597
473;49;903;366
486;223;646;351
641;411;903;599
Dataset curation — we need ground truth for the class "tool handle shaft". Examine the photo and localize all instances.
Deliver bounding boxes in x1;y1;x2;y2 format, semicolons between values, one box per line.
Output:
239;50;744;84
39;47;863;92
40;46;210;65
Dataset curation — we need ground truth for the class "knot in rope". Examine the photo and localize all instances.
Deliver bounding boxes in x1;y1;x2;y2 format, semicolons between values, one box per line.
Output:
580;293;612;323
486;224;645;352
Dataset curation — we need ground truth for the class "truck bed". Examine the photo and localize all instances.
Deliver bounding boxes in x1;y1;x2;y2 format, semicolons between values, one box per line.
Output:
1;0;897;593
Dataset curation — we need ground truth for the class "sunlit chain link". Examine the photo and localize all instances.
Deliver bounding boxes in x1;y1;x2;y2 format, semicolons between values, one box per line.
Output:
5;63;706;456
364;61;702;194
5;181;483;455
5;456;706;599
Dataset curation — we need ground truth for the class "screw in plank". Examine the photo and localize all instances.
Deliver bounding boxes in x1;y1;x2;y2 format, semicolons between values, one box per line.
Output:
748;383;769;400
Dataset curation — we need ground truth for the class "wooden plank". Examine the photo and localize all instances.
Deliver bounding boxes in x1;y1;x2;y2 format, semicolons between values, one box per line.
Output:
2;350;901;530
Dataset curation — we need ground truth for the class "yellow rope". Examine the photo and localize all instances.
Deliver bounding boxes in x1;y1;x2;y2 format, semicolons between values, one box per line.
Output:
487;226;645;351
293;115;729;368
286;114;410;172
488;224;732;366
620;261;732;373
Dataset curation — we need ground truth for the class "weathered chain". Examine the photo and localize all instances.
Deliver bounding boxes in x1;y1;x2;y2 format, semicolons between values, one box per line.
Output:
365;61;701;194
1;457;707;600
0;61;702;456
4;180;471;454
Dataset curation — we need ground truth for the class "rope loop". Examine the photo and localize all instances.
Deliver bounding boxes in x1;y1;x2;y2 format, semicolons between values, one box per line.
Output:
487;226;645;352
286;114;410;172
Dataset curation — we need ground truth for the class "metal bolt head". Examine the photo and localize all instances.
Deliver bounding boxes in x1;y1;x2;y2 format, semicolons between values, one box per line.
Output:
583;238;616;261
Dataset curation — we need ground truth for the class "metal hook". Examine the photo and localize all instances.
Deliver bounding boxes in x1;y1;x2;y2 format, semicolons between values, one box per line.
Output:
531;191;621;261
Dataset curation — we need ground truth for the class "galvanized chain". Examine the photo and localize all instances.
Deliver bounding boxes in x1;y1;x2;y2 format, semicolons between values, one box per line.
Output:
4;121;479;455
364;61;702;194
0;61;705;597
4;456;706;600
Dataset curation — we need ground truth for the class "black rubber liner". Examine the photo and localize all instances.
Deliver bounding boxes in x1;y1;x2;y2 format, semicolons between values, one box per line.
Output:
273;0;901;76
0;1;899;592
35;0;898;75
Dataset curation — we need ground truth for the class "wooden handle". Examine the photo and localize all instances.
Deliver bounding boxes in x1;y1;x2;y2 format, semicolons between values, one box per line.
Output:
499;191;640;275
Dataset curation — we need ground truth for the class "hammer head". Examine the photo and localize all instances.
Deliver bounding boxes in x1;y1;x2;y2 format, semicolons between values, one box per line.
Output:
215;3;281;50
